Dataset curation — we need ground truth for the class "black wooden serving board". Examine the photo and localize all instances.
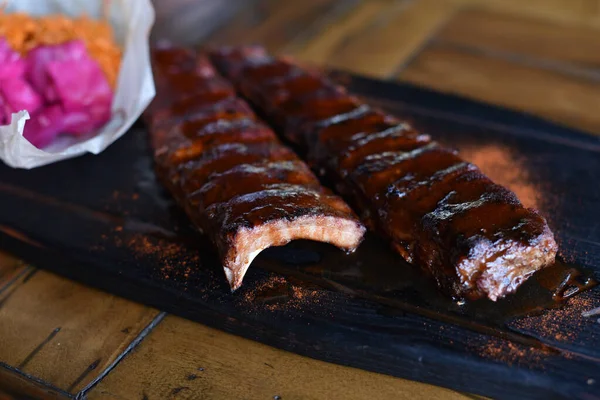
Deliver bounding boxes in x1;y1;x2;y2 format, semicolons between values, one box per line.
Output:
1;73;600;400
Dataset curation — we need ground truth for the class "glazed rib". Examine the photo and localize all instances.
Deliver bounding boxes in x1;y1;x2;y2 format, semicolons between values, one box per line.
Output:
209;46;558;301
145;46;365;290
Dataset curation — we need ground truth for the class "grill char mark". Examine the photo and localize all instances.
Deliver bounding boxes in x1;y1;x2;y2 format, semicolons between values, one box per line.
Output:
210;46;558;301
146;47;365;290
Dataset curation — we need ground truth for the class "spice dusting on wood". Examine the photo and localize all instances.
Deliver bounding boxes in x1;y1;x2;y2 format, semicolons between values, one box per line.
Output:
477;338;545;366
94;226;206;288
126;234;199;282
239;276;325;312
512;294;599;342
460;144;542;210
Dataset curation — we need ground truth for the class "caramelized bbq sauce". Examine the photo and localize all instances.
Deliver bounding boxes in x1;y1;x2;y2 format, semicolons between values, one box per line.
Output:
148;90;234;127
189;161;320;210
159;122;275;167
150;51;304;226
253;236;597;330
176;143;297;194
148;48;233;124
151;47;208;75
146;48;597;342
148;48;364;279
210;49;566;301
207;186;353;236
308;109;397;162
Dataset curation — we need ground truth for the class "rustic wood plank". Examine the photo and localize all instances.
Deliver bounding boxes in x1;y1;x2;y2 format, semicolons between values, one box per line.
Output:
463;0;600;28
290;0;458;78
593;0;600;24
0;364;71;400
0;270;160;394
398;43;600;134
86;315;471;400
151;0;246;45
0;252;29;293
205;0;355;54
438;8;600;70
291;0;395;66
3;1;600;398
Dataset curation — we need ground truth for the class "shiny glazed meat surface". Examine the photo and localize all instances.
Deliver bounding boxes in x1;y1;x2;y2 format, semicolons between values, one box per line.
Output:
210;46;558;301
145;46;365;290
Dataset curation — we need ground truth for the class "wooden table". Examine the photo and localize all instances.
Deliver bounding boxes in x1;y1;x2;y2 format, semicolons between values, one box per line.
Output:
2;1;600;398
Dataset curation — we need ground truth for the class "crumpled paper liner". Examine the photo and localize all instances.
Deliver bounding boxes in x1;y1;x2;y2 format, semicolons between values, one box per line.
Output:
0;0;156;169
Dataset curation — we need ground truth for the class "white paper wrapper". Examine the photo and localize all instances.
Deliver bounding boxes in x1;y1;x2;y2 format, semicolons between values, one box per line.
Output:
0;0;156;169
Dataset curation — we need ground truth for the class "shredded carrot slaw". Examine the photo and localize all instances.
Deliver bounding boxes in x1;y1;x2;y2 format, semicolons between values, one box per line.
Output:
0;10;121;87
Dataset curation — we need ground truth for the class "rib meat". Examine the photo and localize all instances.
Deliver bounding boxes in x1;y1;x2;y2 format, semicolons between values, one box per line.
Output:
210;46;558;301
145;46;365;290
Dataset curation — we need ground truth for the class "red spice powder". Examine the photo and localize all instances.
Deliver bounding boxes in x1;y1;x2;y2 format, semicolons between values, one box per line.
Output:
511;294;599;343
240;275;325;312
126;234;198;281
459;144;540;209
477;337;545;367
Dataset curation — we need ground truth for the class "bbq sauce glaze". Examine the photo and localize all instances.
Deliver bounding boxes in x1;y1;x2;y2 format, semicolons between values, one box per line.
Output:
210;48;558;302
143;47;598;350
253;236;597;328
146;46;365;290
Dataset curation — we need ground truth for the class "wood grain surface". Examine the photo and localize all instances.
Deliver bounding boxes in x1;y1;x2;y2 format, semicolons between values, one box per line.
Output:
87;316;467;400
0;253;29;294
286;0;451;78
0;270;161;395
1;0;600;398
438;8;600;68
400;44;600;133
398;8;600;134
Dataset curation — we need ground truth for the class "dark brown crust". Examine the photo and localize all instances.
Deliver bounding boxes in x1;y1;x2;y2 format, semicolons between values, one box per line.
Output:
209;46;558;301
145;46;365;290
